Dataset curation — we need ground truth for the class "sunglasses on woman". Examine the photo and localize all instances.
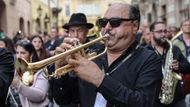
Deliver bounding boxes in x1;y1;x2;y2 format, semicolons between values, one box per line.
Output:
98;18;135;28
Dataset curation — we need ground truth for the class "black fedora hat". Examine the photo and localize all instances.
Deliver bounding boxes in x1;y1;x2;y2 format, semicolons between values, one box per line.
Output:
62;13;94;29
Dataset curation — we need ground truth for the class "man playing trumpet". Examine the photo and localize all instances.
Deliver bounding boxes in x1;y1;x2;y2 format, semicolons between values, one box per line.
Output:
50;13;104;107
52;3;163;107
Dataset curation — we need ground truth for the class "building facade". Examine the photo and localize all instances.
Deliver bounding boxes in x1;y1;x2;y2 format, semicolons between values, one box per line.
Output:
0;0;134;38
132;0;190;27
0;0;32;38
58;0;131;33
31;0;53;34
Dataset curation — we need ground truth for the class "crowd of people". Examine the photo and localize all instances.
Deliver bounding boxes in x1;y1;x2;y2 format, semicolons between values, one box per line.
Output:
0;2;190;107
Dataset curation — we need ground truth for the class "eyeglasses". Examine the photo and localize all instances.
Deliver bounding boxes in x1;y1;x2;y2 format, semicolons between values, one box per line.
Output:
153;29;167;34
98;18;135;28
182;24;190;27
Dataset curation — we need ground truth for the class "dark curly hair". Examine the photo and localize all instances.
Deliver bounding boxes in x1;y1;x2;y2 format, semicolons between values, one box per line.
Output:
16;39;39;62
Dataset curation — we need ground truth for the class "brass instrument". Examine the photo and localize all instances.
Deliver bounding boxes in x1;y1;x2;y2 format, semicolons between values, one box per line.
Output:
171;30;182;42
159;39;182;104
53;46;107;78
15;32;109;86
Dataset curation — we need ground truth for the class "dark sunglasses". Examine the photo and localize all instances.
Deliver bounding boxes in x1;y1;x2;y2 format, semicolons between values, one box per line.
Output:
98;18;135;28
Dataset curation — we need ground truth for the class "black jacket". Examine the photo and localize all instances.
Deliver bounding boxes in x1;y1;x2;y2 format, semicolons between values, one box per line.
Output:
0;48;15;106
50;38;105;106
45;37;63;51
51;41;163;107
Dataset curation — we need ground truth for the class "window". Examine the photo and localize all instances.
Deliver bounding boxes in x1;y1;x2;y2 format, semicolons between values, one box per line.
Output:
76;4;100;16
65;5;70;16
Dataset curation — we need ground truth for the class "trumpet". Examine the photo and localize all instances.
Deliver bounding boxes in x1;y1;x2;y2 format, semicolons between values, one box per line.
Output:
52;46;107;78
15;32;109;86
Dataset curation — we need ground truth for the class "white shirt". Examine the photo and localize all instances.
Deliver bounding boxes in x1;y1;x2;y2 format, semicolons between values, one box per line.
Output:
94;92;107;107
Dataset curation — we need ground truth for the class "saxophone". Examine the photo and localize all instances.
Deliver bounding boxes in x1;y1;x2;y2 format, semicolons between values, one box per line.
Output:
159;39;182;104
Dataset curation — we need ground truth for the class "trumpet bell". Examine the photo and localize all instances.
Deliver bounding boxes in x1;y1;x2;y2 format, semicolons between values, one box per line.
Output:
15;58;29;78
15;58;35;86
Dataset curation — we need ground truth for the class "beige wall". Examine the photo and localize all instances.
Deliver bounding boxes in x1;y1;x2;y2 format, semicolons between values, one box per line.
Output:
60;0;106;25
57;0;132;34
0;0;133;38
1;0;32;39
57;0;107;33
31;0;51;35
59;0;131;25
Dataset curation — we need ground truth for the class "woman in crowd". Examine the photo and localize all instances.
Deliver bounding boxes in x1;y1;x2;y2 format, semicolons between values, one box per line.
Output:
0;37;16;54
12;39;49;107
31;35;51;60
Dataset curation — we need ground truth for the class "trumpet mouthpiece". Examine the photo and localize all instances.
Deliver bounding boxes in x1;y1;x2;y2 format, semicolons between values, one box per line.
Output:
101;31;111;38
104;33;110;38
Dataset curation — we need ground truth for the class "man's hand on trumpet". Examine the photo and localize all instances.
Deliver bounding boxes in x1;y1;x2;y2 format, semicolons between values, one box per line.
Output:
55;37;105;87
67;52;105;87
55;37;79;69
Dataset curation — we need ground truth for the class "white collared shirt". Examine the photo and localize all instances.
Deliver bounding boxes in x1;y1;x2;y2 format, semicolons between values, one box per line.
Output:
94;92;107;107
